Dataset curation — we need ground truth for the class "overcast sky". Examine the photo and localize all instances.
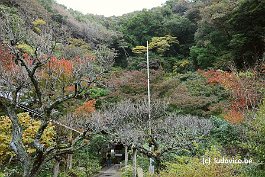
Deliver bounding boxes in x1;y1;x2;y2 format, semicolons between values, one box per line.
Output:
55;0;168;17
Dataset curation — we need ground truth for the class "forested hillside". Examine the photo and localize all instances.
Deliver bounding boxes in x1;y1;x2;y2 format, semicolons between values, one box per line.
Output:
0;0;264;176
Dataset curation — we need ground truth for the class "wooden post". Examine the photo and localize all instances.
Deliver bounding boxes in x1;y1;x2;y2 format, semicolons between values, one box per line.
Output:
147;41;155;174
67;122;73;170
132;146;137;177
67;153;73;170
125;145;128;167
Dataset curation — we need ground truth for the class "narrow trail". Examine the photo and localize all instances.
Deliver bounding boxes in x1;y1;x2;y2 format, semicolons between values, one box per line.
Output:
94;165;121;177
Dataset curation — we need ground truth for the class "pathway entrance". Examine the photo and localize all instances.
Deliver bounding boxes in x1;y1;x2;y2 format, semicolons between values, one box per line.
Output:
95;165;121;177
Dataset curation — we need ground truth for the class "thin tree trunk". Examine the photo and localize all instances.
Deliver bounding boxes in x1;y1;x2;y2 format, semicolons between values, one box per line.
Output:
29;152;45;177
124;145;128;166
53;160;60;177
132;147;137;177
67;154;73;170
155;157;161;174
67;124;73;169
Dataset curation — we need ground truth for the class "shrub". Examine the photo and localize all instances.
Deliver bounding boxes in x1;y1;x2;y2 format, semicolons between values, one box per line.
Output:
210;116;241;153
121;165;133;177
242;98;265;168
154;72;229;116
173;59;192;73
158;147;243;177
199;69;263;123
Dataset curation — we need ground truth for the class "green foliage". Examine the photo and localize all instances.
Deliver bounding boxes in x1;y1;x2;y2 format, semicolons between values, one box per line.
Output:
0;5;25;41
121;156;149;177
190;0;265;69
190;45;218;69
119;9;164;47
0;4;18;15
228;0;265;68
154;72;229;116
243;98;265;167
159;147;243;177
242;165;265;177
89;87;109;99
57;135;106;177
84;134;109;159
68;38;91;50
127;56;144;70
62;38;92;58
0;165;22;177
134;156;149;173
60;160;100;177
121;165;133;177
37;0;55;12
210;116;240;147
163;14;196;55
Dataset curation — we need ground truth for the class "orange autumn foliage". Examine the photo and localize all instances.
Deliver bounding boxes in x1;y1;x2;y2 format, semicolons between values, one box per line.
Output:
75;100;96;114
198;69;238;89
223;110;244;124
199;69;261;124
65;85;75;92
38;57;76;89
49;57;73;76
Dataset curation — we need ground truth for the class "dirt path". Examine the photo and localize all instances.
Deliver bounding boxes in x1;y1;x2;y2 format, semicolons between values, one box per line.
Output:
95;164;121;177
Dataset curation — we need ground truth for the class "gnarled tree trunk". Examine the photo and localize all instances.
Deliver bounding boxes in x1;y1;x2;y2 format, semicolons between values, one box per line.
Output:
1;100;31;177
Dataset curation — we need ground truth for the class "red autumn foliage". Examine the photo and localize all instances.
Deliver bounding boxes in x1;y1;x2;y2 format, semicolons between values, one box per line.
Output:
0;44;15;70
22;53;34;66
199;69;261;123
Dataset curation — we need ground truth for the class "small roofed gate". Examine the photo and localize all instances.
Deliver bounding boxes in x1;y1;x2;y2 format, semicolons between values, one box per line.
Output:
107;142;125;164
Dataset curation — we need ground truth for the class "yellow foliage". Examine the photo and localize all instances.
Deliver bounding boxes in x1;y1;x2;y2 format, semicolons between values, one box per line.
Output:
16;43;34;55
149;35;178;55
173;59;191;73
32;19;46;26
65;38;92;56
32;19;46;34
0;113;56;164
68;38;91;49
132;45;147;54
33;26;42;34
